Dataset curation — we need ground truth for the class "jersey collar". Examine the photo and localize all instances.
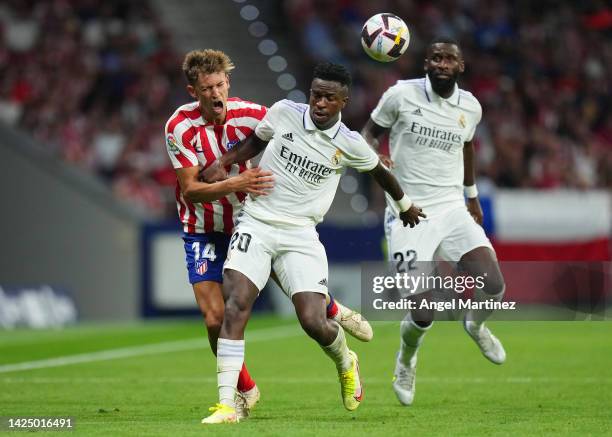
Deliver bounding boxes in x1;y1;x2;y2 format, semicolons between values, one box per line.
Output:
303;109;343;139
424;75;460;106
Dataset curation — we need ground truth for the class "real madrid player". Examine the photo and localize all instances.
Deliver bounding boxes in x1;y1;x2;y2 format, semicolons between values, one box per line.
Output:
200;62;425;423
361;37;507;406
165;50;376;421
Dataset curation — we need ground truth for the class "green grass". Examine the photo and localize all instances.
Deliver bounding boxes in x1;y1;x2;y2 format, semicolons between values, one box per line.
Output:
1;317;611;436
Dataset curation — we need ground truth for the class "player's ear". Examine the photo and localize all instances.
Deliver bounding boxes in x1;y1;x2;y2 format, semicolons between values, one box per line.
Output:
340;85;349;108
458;59;465;74
341;95;349;109
226;73;231;90
187;84;197;99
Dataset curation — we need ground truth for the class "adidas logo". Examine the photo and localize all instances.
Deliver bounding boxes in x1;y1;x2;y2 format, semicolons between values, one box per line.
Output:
282;132;294;142
318;278;328;286
412;108;423;116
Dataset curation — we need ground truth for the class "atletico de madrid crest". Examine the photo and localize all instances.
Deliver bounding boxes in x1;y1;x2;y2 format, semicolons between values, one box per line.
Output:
195;260;208;275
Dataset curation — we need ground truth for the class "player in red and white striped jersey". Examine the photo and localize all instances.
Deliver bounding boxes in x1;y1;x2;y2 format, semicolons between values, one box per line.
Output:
166;96;270;234
164;50;372;421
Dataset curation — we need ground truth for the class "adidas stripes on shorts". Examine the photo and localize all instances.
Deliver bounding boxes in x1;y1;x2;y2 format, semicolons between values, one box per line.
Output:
223;213;329;296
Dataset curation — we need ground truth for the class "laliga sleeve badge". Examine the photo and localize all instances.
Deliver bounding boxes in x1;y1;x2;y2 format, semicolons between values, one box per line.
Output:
166;133;181;155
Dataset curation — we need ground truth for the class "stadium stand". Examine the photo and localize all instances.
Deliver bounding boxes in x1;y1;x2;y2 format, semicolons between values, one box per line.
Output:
1;0;609;222
283;0;611;192
0;0;182;217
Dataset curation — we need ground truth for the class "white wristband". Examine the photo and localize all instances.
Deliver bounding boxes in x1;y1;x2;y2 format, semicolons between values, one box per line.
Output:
396;194;412;212
464;184;478;199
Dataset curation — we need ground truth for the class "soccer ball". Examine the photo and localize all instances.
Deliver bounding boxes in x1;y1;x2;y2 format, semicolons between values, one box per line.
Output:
361;13;410;62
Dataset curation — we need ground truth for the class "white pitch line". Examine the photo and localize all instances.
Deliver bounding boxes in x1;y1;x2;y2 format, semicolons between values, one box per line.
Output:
2;376;611;384
0;325;301;374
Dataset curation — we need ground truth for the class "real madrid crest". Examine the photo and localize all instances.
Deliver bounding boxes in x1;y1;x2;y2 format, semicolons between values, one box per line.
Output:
458;114;466;128
331;149;342;165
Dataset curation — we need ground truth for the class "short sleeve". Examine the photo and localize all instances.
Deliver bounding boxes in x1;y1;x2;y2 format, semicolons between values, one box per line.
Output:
164;114;198;169
465;100;482;142
255;101;282;141
340;133;379;173
370;84;401;128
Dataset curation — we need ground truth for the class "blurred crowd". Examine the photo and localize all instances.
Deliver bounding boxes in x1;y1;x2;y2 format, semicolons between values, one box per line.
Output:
0;0;185;218
0;1;610;221
284;0;612;191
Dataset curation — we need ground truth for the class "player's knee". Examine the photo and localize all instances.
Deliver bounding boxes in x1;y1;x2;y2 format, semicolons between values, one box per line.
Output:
411;307;434;325
224;297;248;324
482;270;505;296
298;312;326;340
204;306;224;331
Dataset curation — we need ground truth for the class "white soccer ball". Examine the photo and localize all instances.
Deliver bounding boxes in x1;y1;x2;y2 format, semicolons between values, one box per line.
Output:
360;13;410;62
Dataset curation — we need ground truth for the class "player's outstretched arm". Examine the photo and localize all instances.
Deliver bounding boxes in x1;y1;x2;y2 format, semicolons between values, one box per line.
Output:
463;140;483;225
361;118;393;168
201;135;269;183
367;162;426;228
177;165;274;203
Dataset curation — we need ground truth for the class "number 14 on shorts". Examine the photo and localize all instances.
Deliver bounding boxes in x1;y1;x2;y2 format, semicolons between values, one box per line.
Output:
192;242;217;262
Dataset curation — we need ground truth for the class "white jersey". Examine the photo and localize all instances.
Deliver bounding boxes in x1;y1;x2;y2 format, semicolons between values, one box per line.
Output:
243;99;379;227
371;76;482;215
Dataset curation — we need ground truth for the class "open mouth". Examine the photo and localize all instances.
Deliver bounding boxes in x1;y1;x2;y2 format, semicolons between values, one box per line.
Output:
212;101;224;114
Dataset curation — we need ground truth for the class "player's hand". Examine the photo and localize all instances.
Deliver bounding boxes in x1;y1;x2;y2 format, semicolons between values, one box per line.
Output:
399;204;426;228
466;197;483;225
378;153;394;169
200;161;228;183
231;167;274;196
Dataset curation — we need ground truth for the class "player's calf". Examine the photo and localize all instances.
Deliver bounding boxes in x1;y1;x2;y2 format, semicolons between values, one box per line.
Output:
220;270;259;339
294;292;338;345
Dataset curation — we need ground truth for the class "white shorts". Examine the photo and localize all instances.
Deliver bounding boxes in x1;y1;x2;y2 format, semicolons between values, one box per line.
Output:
385;204;494;263
223;213;329;296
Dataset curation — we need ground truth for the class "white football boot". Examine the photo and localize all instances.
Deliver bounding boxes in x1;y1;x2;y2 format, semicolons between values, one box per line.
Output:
333;301;374;342
235;385;260;419
464;320;506;364
392;353;417;406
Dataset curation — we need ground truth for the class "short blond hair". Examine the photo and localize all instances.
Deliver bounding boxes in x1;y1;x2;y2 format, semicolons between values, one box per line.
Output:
182;49;235;85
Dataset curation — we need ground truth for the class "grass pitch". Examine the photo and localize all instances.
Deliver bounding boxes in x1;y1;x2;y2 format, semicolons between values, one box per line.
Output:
1;317;610;436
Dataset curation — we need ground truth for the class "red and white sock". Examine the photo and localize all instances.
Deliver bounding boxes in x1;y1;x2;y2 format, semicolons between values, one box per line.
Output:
237;363;256;392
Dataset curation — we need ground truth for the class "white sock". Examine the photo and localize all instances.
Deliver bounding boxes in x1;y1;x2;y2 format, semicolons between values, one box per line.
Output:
321;323;352;372
466;287;505;328
399;314;432;367
217;338;244;408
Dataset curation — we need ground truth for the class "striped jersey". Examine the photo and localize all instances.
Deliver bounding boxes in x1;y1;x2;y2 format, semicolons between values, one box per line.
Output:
164;97;267;234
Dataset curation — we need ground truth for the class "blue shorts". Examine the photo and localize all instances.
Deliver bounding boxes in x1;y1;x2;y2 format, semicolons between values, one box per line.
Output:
183;232;230;284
